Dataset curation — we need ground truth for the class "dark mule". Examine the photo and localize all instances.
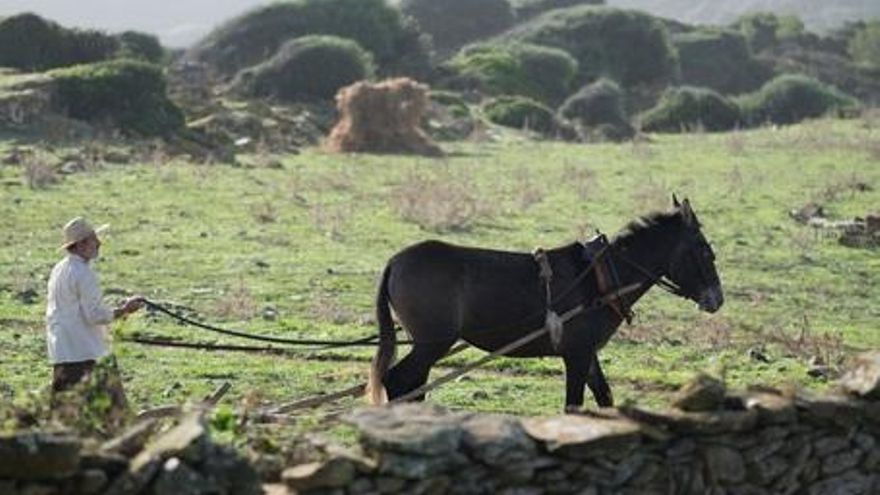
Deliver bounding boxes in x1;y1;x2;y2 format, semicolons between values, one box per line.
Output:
368;197;723;410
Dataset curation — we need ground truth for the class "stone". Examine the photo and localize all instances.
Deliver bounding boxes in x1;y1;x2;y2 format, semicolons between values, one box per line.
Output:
0;480;17;495
748;454;788;484
0;432;81;480
348;477;374;494
104;413;208;495
703;445;746;483
76;470;108;495
347;404;463;457
376;476;407;493
79;452;129;479
622;406;758;435
807;470;875;495
839;352;880;400
199;443;263;495
283;458;356;492
149;457;215;495
521;415;643;460
462;414;537;466
813;435;850;457
863;447;880;471
821;450;863;476
797;394;864;427
410;476;451;495
744;439;785;463
100;418;159;457
744;393;797;425
59;161;84;175
18;483;58;495
377;451;467;479
672;374;726;412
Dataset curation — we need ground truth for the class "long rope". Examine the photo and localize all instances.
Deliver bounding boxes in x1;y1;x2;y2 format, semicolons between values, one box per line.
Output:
143;300;413;347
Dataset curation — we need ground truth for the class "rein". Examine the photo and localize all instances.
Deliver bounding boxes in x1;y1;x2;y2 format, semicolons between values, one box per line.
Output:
142;300;414;348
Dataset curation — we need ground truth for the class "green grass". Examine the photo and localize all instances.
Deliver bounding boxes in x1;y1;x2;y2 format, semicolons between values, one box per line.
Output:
1;117;878;429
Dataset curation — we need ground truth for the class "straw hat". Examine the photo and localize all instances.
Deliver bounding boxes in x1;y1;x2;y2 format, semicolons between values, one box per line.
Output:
59;217;108;250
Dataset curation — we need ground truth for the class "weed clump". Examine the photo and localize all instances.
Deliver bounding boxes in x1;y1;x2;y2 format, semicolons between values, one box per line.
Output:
449;42;577;104
502;6;678;88
483;95;558;135
49;59;184;137
187;0;429;77
673;28;770;94
234;35;374;102
401;0;515;58
558;78;634;140
641;86;742;133
738;74;858;126
0;13;119;71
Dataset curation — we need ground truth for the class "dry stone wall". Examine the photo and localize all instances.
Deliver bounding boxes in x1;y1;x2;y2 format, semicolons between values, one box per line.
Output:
283;352;880;495
2;353;880;494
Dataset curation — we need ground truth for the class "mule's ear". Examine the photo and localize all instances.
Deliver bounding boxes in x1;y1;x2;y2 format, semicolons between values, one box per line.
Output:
681;198;696;225
672;193;680;207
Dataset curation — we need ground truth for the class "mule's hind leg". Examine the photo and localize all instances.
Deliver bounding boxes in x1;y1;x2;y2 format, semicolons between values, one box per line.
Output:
384;340;455;402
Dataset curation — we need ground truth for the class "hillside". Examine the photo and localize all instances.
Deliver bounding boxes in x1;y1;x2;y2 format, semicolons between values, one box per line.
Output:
608;0;880;31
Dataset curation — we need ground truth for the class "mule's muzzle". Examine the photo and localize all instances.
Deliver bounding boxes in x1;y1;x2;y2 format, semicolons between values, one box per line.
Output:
698;285;724;313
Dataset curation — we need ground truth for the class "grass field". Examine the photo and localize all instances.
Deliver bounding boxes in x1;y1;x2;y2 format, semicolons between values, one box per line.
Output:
1;116;878;430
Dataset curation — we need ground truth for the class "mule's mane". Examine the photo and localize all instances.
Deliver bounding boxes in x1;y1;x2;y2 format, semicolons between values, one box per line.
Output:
613;209;682;243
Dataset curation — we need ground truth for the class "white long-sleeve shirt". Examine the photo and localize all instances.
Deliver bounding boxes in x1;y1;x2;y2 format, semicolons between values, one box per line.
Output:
45;254;114;364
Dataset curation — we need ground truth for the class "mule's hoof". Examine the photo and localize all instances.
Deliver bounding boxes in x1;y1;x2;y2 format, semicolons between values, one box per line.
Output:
564;405;581;414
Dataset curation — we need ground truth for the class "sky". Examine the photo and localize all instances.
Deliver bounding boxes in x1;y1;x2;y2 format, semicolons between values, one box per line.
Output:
2;0;875;49
0;0;270;48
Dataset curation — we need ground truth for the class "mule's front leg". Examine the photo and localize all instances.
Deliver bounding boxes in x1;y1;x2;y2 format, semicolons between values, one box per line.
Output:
562;353;589;413
586;353;613;408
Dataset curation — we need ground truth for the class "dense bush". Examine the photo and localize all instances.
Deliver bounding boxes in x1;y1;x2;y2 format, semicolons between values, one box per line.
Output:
673;28;770;94
49;60;184;136
737;74;858;126
449;43;577;104
849;21;880;68
483;95;558;134
512;0;604;21
188;0;429;77
501;6;678;88
234;35;374;102
401;0;515;58
116;31;165;64
731;12;805;53
0;13;119;71
558;78;633;139
640;86;742;133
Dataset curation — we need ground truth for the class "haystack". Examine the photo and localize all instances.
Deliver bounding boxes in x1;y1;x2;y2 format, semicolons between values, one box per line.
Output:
325;78;444;157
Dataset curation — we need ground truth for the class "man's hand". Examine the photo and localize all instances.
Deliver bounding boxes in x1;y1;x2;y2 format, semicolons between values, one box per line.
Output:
114;295;146;319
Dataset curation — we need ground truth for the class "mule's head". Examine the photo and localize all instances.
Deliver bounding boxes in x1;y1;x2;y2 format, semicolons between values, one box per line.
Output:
667;195;724;313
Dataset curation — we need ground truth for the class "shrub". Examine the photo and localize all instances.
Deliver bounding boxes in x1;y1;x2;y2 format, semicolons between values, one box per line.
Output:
0;13;118;71
640;86;742;133
116;31;165;64
512;0;604;21
188;0;428;77
737;74;859;126
673;28;770;94
849;21;880;69
483;95;557;135
558;78;633;139
401;0;515;58
234;35;374;102
731;12;805;53
450;42;577;104
49;60;184;136
501;6;678;88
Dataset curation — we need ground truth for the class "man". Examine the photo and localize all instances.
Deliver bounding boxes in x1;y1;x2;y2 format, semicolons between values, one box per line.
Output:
46;217;144;393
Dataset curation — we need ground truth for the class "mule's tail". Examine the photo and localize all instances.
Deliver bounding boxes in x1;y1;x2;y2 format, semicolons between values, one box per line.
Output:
367;264;396;405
